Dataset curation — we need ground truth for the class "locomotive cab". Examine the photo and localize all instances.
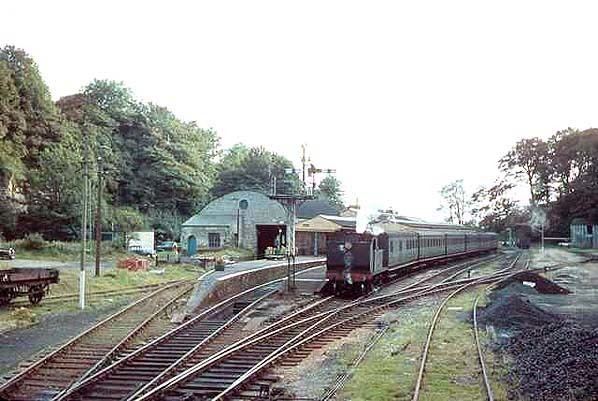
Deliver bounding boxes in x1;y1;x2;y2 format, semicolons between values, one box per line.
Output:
325;233;385;295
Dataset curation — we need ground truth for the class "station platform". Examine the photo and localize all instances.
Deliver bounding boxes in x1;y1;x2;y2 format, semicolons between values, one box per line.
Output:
184;256;326;316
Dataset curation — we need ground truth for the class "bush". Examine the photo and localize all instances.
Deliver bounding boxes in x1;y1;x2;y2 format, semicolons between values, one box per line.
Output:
22;233;47;250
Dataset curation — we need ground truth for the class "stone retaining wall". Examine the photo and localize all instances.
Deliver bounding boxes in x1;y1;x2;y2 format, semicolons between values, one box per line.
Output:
186;258;325;314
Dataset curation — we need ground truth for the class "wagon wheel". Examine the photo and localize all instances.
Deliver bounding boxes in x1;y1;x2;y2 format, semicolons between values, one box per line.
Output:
28;285;44;305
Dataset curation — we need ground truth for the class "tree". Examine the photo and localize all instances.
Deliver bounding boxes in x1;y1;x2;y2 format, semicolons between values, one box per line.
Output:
0;46;66;237
0;46;62;167
211;145;301;198
58;80;219;228
317;175;344;211
499;137;550;205
547;128;579;197
546;128;598;234
439;179;468;224
21;123;84;238
0;60;221;239
470;179;523;233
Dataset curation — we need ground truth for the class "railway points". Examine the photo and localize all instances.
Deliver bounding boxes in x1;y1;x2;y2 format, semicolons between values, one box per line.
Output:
0;281;193;401
1;247;590;401
411;253;528;401
127;255;513;400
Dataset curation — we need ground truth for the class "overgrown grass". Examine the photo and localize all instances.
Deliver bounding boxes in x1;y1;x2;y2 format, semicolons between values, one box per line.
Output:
341;302;437;401
341;292;511;401
5;239;129;262
0;263;201;332
49;264;199;296
418;292;484;401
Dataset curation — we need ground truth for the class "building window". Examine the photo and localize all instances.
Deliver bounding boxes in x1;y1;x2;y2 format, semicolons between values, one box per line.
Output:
208;233;221;248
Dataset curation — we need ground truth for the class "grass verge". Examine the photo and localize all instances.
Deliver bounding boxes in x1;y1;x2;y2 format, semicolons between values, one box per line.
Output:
341;291;511;401
340;301;438;401
0;263;201;333
418;291;485;401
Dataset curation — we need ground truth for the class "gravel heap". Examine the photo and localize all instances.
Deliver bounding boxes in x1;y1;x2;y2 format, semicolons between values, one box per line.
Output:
506;321;598;401
477;294;559;330
494;271;572;294
478;270;597;401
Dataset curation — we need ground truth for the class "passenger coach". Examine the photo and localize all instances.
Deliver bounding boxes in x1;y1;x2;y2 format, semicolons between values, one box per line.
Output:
325;220;497;294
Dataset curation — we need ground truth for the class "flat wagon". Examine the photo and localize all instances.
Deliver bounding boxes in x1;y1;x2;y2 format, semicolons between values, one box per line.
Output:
0;268;60;305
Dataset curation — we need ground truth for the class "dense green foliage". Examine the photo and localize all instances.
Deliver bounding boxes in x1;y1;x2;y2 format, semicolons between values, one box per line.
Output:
211;144;302;198
473;128;598;235
0;46;307;241
316;175;344;210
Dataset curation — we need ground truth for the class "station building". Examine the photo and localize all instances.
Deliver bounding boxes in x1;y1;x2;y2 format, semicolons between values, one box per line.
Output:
181;191;288;257
570;217;598;248
295;215;356;256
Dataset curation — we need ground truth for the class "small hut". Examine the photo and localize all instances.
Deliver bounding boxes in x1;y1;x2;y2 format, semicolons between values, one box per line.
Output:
570;218;598;248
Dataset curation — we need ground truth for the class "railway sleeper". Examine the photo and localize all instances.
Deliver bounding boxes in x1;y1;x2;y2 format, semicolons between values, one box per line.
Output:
126;360;175;368
99;372;160;381
212;362;257;370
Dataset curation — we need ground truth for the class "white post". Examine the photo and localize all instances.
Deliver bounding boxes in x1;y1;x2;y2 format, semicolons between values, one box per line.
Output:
541;223;545;254
79;128;88;310
79;269;85;308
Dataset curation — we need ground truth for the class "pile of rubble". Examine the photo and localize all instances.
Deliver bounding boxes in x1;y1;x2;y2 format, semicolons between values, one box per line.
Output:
506;321;598;401
493;271;572;294
477;294;559;330
479;271;597;400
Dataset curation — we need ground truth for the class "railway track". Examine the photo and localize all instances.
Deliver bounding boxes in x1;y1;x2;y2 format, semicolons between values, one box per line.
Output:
471;255;531;401
312;254;516;401
128;254;515;400
318;323;389;401
0;280;194;401
52;255;499;401
3;253;512;401
54;283;307;401
411;252;528;401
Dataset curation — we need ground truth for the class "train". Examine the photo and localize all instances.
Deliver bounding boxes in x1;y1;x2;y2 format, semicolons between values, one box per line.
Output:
325;220;498;295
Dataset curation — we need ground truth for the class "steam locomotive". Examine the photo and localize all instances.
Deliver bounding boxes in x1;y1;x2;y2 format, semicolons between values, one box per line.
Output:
325;221;497;294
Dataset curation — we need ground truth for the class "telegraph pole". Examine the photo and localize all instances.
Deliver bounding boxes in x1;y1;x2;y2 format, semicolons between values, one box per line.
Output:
541;222;545;254
301;144;307;187
79;128;89;310
95;156;103;276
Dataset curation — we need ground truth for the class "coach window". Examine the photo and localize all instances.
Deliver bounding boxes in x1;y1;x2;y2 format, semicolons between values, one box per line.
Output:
390;241;394;253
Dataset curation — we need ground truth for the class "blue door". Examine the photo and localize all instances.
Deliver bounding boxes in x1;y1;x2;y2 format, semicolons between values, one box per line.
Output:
188;236;197;256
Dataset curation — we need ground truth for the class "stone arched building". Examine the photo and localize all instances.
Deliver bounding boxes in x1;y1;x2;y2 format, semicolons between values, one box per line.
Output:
181;191;289;257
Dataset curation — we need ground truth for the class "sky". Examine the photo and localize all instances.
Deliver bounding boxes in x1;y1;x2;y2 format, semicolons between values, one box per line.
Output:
3;1;598;221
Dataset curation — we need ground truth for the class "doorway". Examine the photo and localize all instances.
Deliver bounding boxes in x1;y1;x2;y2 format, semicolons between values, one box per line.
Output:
187;235;197;256
256;225;287;258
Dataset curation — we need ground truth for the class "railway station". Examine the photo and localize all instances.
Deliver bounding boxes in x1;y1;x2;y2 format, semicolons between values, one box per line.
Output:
2;4;598;401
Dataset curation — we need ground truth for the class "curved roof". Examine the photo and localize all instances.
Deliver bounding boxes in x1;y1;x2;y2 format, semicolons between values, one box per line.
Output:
183;191;287;227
